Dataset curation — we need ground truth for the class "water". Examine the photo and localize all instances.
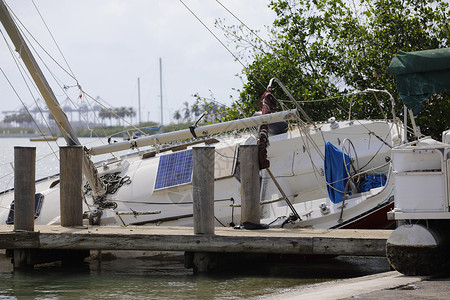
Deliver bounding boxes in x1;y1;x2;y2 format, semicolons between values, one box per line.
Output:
0;137;392;299
0;253;391;299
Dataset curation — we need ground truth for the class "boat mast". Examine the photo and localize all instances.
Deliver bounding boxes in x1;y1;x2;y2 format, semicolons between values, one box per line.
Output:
138;77;141;124
159;57;163;125
0;1;106;198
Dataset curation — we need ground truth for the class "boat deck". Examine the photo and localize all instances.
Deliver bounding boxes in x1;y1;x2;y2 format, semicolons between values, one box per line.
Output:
0;225;391;256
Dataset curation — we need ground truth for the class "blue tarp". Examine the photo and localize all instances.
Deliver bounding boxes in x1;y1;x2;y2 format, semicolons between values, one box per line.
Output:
360;174;387;193
324;142;351;204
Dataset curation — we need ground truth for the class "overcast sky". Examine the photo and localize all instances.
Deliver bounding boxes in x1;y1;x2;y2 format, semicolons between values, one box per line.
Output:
0;0;275;124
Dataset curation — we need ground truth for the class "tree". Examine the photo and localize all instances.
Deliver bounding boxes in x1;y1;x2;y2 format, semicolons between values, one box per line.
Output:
127;107;136;124
190;103;201;119
220;0;450;139
99;108;113;126
3;114;14;127
173;110;182;123
182;101;191;121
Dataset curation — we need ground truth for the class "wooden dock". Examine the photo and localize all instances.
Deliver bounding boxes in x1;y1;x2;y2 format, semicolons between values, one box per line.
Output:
2;146;392;272
0;225;391;256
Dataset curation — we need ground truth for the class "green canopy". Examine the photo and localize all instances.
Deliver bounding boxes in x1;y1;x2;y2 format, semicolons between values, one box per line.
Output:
388;48;450;115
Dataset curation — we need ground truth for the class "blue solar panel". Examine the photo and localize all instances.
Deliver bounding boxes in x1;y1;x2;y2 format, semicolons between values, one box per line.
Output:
154;149;193;190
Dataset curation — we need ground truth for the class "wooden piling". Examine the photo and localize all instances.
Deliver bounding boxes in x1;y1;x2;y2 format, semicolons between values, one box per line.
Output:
239;145;260;224
14;146;36;232
60;146;83;227
192;147;215;234
13;146;36;269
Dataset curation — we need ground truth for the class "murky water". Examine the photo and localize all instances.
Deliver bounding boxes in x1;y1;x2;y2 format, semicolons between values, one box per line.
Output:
0;252;391;299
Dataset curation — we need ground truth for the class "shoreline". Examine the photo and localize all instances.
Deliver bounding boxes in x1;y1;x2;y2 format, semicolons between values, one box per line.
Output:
259;269;450;300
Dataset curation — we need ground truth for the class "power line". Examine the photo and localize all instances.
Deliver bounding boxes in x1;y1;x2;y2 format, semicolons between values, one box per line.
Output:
178;0;265;89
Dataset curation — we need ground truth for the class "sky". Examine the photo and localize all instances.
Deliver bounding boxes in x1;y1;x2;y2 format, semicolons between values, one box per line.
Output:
0;0;275;125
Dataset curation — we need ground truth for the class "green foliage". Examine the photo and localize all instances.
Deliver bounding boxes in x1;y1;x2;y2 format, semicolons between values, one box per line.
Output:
220;0;450;139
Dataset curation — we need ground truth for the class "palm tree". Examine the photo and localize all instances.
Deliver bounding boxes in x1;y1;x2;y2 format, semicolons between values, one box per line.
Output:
173;110;182;123
190;103;201;119
99;108;114;126
127;107;136;124
182;101;190;121
3;114;14;128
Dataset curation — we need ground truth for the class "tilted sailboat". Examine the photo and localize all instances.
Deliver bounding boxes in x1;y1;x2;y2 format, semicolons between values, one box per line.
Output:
0;1;404;229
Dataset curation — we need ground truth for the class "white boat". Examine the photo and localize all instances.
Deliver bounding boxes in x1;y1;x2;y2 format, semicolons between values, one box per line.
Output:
0;1;404;230
382;48;450;276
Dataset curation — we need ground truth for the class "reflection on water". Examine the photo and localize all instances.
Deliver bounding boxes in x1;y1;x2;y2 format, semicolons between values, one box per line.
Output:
0;253;391;299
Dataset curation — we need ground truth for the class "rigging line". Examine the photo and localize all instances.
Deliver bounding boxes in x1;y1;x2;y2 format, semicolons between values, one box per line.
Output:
4;4;82;122
31;0;76;79
4;1;77;82
178;0;266;90
216;0;317;96
194;95;230;109
215;0;273;54
60;89;110;139
80;90;146;136
215;3;269;58
1;65;57;156
78;93;108;139
0;33;59;158
1;28;58;142
214;215;227;227
327;92;399;146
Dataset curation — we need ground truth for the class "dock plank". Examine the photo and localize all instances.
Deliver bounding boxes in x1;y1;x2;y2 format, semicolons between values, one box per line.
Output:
0;225;391;256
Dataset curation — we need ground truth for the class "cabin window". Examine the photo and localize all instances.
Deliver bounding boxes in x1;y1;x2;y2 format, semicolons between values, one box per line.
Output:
154;149;193;190
6;193;44;224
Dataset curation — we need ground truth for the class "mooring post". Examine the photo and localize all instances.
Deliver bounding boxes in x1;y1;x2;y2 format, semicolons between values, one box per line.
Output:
13;146;36;269
14;146;36;232
192;146;215;234
188;147;215;273
60;145;83;227
239;145;260;224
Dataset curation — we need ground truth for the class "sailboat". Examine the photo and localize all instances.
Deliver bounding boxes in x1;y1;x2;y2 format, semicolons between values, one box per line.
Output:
0;1;404;230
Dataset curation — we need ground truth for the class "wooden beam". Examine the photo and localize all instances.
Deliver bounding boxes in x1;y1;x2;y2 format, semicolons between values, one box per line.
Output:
0;226;391;257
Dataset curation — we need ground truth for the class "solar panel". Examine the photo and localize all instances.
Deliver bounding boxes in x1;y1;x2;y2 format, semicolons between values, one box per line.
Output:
154;149;193;190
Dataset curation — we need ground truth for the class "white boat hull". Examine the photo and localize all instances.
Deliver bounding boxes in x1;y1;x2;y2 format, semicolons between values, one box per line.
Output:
0;118;402;230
